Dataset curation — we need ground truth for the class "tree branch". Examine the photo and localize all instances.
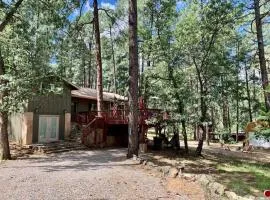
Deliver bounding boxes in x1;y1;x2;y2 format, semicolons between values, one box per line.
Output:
0;0;24;32
98;8;114;21
260;10;270;20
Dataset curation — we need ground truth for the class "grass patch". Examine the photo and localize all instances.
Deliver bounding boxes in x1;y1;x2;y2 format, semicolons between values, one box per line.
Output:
217;162;270;197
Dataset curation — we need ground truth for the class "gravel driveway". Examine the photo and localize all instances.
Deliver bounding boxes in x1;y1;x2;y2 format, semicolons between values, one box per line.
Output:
0;148;187;200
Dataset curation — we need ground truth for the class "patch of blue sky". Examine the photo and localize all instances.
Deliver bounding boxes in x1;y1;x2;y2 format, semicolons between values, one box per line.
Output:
68;0;117;22
176;1;187;12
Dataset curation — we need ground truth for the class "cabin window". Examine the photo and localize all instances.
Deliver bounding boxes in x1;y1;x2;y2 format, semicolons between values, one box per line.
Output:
39;82;63;94
71;102;77;113
88;103;92;111
92;104;97;111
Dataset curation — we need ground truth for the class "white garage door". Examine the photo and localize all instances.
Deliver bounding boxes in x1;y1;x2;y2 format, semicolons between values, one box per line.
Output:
38;115;59;143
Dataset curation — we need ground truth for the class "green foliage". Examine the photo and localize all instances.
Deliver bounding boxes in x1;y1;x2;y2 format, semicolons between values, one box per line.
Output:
0;0;78;113
253;110;270;139
1;0;269;144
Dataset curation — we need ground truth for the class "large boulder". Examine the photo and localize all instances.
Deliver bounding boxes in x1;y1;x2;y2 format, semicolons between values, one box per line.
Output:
161;166;171;176
225;191;239;200
168;167;179;178
197;174;212;186
209;182;226;196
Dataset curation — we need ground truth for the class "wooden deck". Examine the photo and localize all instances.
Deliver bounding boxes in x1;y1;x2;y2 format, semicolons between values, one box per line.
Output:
73;108;164;147
72;108;162;125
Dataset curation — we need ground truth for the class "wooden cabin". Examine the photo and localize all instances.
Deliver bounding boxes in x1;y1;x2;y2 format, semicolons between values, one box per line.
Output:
71;89;163;148
71;88;128;125
9;79;79;145
71;88;129;147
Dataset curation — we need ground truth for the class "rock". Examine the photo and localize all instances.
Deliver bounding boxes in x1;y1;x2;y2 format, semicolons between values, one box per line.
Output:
177;164;185;174
238;196;255;200
209;182;226;195
181;173;196;180
147;161;155;167
197;174;211;186
243;195;255;200
234;147;242;151
136;157;144;164
157;166;163;172
168;167;179;178
161;166;171;176
225;191;239;200
142;160;147;165
132;155;137;161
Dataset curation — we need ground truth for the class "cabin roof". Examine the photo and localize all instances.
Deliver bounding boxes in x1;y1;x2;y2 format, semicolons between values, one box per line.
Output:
63;79;80;90
71;88;127;102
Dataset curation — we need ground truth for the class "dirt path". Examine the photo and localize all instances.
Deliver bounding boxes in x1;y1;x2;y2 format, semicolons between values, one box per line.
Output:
0;148;189;200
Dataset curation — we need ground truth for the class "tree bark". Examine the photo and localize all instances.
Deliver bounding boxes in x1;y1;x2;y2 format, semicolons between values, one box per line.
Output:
109;25;117;94
227;106;231;133
254;0;270;111
195;77;207;155
127;0;139;158
168;63;188;153
236;70;239;143
93;0;103;117
82;54;86;87
211;107;215;133
181;120;188;153
222;98;229;129
196;123;205;156
245;63;253;122
0;51;11;160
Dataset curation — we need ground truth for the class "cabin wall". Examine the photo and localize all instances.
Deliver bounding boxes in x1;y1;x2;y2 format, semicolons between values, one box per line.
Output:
9;112;33;145
77;102;89;113
72;97;111;114
9;113;23;143
27;85;71;113
27;84;72;143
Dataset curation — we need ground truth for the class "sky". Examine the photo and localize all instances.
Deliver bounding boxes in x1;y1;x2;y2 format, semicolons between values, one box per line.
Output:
68;0;117;21
68;0;187;21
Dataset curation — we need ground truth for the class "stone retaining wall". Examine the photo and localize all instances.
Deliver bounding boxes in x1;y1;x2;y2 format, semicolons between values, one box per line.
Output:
132;155;256;200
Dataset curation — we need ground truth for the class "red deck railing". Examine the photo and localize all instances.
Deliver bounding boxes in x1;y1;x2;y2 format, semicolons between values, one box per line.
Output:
72;108;163;125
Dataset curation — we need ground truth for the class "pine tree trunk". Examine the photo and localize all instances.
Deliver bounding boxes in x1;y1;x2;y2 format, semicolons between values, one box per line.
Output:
222;98;229;129
205;123;209;146
82;54;86;87
0;111;10;160
0;51;11;160
236;71;239;143
127;0;139;158
227;106;231;133
196;124;205;156
245;63;252;122
181;120;188;153
168;62;188;153
195;88;207;156
109;25;117;94
254;0;270;110
211;107;215;133
93;0;103;117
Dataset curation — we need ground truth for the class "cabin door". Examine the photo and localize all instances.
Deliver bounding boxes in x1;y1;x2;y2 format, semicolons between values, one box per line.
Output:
38;115;59;143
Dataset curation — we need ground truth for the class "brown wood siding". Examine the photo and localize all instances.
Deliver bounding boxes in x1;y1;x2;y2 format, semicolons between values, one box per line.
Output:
27;85;71;114
29;84;72;143
72;97;111;113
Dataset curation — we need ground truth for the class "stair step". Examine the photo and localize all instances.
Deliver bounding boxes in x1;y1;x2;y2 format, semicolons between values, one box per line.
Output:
45;146;88;154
